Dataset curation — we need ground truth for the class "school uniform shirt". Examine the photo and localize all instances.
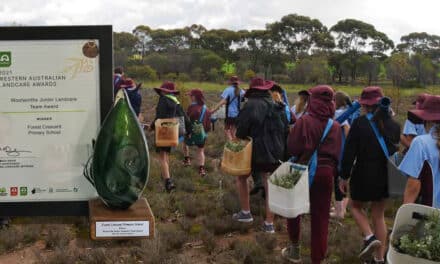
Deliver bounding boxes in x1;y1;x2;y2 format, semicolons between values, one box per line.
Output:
186;104;212;132
341;115;401;201
334;107;350;128
402;119;427;136
221;86;245;118
399;128;440;208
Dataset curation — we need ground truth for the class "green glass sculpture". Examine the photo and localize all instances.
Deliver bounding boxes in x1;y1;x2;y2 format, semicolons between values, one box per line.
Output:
84;89;149;209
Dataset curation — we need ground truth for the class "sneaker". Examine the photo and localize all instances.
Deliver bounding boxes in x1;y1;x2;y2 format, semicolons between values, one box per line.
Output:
199;166;207;177
281;243;301;263
232;211;254;223
182;157;191;167
165;178;176;193
359;235;381;261
262;222;275;234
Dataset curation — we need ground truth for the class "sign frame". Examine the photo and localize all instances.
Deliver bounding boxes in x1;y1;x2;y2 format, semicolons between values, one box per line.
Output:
0;26;113;217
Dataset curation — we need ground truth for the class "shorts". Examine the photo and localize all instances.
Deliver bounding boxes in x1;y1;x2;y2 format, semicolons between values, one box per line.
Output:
225;117;238;130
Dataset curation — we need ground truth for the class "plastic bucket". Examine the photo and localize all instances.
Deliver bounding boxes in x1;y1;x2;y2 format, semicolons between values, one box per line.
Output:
268;162;310;218
387;204;440;264
155;118;179;147
220;138;252;176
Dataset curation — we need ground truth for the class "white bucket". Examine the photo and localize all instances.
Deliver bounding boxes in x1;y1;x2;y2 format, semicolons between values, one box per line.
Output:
387;204;440;264
268;162;310;218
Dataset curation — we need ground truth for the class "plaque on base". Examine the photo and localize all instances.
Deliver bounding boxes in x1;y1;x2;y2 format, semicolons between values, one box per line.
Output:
89;198;155;240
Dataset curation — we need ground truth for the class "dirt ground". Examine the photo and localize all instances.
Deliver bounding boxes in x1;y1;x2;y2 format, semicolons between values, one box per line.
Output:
0;87;418;264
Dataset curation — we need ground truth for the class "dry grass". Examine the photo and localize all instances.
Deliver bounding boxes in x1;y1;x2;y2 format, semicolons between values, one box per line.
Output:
44;225;73;250
0;87;428;263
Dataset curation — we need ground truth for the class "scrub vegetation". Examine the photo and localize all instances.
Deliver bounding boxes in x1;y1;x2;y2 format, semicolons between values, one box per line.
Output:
0;86;438;263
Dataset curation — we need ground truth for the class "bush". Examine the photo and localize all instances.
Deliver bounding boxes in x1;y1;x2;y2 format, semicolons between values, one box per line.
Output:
0;226;24;253
126;65;158;81
231;240;267;264
177;73;190;82
158;225;187;251
163;72;178;81
191;67;203;82
200;230;216;254
255;233;277;252
45;225;72;249
272;74;290;84
207;68;221;82
223;72;235;81
163;72;190;82
244;69;256;81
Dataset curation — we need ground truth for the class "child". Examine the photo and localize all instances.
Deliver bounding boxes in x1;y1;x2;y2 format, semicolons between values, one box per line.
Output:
290;90;310;120
182;89;212;177
211;76;245;140
400;93;429;149
233;77;289;234
282;85;342;264
400;95;440;208
331;91;351;219
339;87;401;264
151;81;191;192
119;78;142;119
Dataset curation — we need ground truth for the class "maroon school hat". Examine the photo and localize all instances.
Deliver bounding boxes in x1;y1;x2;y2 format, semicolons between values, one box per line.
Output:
228;76;241;85
359;86;383;106
154;81;180;95
249;77;274;90
187;88;205;100
408;95;440;124
412;93;430;109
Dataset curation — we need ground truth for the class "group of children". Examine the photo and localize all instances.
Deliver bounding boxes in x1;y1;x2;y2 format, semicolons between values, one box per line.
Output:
114;69;440;264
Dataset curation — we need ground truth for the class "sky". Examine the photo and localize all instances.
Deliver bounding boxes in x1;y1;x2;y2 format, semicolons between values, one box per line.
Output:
1;0;439;44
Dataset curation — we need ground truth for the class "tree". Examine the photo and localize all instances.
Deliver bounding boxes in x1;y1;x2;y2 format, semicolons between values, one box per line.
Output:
331;19;394;83
386;53;414;86
114;32;139;52
267;14;335;59
410;53;435;86
357;54;380;85
293;56;330;84
236;29;285;79
144;53;169;79
125;65;158;81
198;29;240;61
200;53;225;73
397;32;440;60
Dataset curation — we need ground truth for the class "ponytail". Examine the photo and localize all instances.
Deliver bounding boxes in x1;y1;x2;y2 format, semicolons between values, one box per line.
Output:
435;125;440;152
234;84;240;97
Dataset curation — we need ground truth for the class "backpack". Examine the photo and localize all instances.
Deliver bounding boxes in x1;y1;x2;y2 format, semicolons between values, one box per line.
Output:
253;102;288;165
185;106;207;146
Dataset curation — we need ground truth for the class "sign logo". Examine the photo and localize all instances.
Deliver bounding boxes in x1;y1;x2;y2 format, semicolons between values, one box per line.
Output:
10;187;18;196
0;52;11;67
0;187;7;196
20;187;28;196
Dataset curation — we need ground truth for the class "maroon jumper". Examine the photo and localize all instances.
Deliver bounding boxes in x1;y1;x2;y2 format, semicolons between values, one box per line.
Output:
286;85;342;264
